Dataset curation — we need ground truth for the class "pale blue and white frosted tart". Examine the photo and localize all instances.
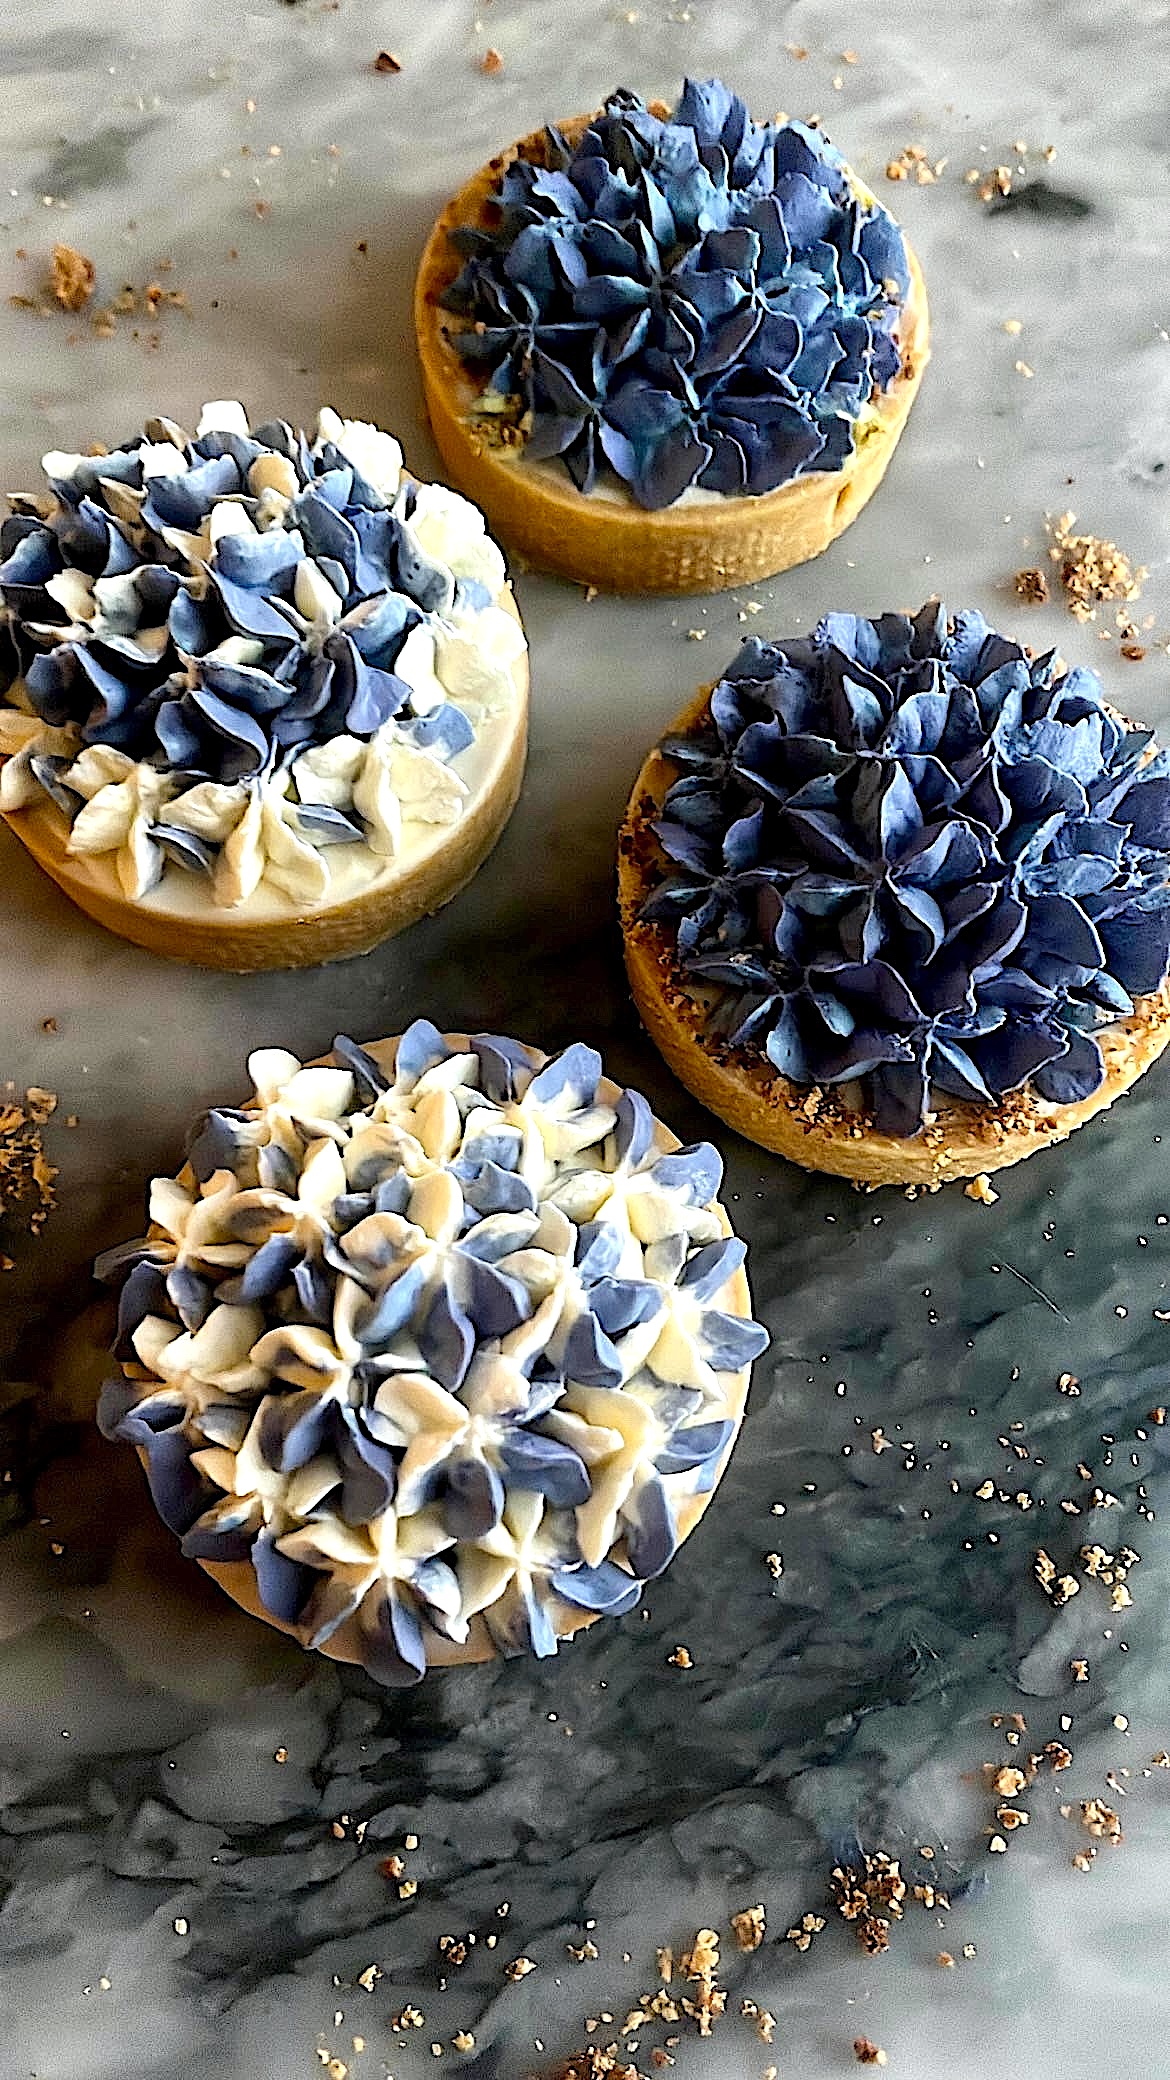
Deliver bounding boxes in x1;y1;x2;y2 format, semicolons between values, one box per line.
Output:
0;403;528;970
97;1024;769;1682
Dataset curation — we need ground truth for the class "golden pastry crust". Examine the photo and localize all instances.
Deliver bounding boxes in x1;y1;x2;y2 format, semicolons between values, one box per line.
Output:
1;591;528;973
618;688;1170;1186
414;117;930;596
129;1033;760;1672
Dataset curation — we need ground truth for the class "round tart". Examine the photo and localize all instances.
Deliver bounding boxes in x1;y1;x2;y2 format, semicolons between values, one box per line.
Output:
416;76;928;595
619;604;1170;1186
96;1024;769;1682
0;403;528;971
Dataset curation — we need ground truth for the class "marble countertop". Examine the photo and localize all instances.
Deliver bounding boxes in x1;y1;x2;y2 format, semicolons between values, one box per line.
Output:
3;3;1170;2077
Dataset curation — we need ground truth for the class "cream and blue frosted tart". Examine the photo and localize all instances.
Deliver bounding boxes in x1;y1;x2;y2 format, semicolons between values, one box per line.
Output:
416;77;928;593
0;403;528;970
96;1024;768;1681
619;604;1170;1185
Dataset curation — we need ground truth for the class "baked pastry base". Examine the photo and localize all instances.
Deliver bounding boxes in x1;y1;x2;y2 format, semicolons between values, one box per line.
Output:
1;595;528;973
619;692;1170;1186
128;1033;758;1673
415;120;930;595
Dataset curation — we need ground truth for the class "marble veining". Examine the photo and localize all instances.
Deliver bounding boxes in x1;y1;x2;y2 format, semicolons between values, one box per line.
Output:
2;3;1170;2078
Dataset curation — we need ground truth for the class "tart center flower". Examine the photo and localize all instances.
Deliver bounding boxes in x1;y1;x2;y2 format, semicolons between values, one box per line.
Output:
442;77;910;508
97;1025;768;1682
641;603;1170;1137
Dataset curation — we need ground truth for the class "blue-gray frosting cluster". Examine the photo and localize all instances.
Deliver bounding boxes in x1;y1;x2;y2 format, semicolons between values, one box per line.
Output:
96;1025;767;1685
442;77;910;508
643;604;1170;1137
0;408;482;859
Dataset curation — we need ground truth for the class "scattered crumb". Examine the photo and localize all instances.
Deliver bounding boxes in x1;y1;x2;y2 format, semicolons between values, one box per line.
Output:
729;1904;766;1953
505;1956;537;1981
785;1912;826;1953
964;1172;1000;1204
0;1084;59;1260
854;2040;888;2067
452;2033;475;2053
885;144;946;185
667;1646;693;1669
1047;511;1145;621
480;46;504;73
937;1951;955;1968
50;242;96;311
1014;360;1034;378
969;164;1014;203
1002;317;1023;335
374;49;402;71
1081;1797;1122;1844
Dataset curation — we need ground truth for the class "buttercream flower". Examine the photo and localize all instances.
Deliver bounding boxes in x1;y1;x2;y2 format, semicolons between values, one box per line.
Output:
442;79;908;508
643;604;1170;1135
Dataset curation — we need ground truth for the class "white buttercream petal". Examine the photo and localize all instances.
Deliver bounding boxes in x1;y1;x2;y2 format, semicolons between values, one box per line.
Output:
65;745;137;800
352;737;402;856
259;785;330;904
166;780;248;844
67;778;137;855
247;1047;302;1103
293;735;364;807
44;568;96;622
388;743;468;825
214;784;264;907
197;399;251;438
293;556;345;625
315;408;402;500
392;623;447;715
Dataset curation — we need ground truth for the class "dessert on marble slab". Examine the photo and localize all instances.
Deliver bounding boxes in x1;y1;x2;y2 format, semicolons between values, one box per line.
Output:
95;1023;769;1683
618;603;1170;1185
0;403;528;971
415;76;928;595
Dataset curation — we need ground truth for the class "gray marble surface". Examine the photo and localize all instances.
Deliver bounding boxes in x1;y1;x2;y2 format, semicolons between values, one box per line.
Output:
3;3;1170;2076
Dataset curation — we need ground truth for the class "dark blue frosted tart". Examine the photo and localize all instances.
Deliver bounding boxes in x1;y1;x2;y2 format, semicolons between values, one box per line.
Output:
96;1025;769;1682
415;78;928;594
619;604;1170;1185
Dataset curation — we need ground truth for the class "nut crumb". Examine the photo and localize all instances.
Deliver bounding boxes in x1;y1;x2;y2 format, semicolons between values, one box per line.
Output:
667;1645;693;1669
505;1955;536;1981
854;2040;888;2067
480;46;504;73
50;242;96;311
374;49;402;71
964;1172;1000;1204
729;1904;766;1952
1047;511;1145;621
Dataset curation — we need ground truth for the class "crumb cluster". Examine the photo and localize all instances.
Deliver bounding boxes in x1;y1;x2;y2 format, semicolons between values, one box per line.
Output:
0;1084;58;1268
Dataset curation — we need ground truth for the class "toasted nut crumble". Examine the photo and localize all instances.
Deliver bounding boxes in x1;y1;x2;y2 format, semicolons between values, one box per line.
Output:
730;1904;766;1952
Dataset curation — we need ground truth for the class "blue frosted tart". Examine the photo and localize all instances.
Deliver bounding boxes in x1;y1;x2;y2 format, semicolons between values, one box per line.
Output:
619;605;1170;1186
415;78;928;593
96;1024;769;1682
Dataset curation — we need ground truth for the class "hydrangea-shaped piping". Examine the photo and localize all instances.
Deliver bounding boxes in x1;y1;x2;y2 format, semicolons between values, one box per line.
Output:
442;77;910;508
641;603;1170;1137
96;1024;768;1683
0;403;525;903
